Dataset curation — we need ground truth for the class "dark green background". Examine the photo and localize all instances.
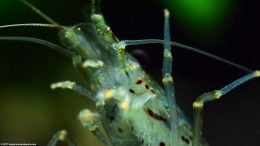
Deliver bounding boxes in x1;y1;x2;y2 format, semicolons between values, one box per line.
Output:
0;0;259;145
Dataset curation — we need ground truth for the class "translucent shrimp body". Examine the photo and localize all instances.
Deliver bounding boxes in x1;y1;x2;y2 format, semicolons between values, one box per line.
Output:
57;13;199;146
1;1;258;146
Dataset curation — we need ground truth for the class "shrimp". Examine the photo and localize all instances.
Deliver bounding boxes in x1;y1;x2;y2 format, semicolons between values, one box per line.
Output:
0;0;259;146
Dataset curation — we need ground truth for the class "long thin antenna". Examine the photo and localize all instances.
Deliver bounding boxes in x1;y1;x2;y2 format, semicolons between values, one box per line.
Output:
19;0;59;25
119;39;253;72
0;23;63;29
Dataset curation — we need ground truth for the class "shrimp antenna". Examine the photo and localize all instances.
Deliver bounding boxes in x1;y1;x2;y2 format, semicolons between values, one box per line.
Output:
119;39;253;72
0;24;71;56
0;23;63;30
19;0;59;25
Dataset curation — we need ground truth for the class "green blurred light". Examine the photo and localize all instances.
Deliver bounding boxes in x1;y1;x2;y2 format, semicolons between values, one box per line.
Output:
178;0;220;20
165;0;231;39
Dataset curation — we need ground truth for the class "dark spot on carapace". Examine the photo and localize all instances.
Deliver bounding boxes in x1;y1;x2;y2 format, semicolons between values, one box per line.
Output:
109;116;115;122
150;89;155;93
125;71;130;78
145;108;167;123
181;135;190;144
108;104;118;122
118;127;123;133
141;139;144;145
131;126;134;131
136;79;143;84
159;142;165;146
145;84;150;89
129;89;135;93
